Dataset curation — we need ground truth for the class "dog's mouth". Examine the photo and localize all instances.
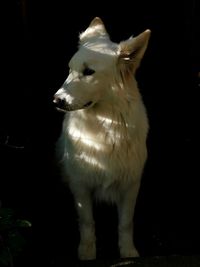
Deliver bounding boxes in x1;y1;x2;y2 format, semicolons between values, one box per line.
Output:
54;101;94;112
55;107;67;113
83;101;93;109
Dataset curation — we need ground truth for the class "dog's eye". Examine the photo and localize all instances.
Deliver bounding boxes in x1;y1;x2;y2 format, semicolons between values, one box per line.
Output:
83;67;95;76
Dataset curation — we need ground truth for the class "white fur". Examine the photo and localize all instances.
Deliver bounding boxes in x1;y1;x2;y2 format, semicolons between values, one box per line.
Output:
54;17;151;260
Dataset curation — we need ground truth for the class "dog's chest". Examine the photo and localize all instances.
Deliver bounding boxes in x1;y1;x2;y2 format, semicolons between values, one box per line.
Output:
59;109;147;185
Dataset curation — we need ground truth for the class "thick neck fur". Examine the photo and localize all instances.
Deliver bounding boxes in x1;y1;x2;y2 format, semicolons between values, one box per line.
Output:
65;74;148;151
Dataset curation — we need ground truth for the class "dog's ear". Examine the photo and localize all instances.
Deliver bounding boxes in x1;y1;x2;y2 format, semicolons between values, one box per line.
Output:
118;29;151;72
79;17;109;44
89;17;106;30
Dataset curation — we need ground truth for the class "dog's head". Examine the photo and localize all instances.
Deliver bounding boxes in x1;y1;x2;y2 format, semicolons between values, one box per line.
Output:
54;17;150;112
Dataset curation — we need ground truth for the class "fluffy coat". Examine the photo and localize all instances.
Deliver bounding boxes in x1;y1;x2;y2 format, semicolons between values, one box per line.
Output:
54;17;151;260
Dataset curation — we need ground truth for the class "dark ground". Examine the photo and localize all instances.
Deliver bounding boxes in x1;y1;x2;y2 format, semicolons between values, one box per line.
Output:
1;0;200;266
58;255;200;267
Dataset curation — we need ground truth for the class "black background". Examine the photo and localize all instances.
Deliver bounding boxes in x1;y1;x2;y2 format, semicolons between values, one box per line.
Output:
1;0;200;265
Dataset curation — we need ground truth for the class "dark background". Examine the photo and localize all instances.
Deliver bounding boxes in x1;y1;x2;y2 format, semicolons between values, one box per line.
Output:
1;0;200;266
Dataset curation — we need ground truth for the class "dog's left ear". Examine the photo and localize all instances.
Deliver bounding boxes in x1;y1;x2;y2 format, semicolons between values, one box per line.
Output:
79;17;109;44
118;29;151;72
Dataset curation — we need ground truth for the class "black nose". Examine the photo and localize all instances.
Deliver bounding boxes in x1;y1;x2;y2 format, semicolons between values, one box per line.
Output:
53;95;66;110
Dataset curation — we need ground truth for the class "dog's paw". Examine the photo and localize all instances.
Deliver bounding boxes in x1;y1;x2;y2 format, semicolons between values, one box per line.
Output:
120;246;139;258
78;241;96;260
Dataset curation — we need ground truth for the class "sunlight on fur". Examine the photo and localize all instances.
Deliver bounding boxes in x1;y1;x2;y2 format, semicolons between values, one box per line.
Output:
77;151;106;170
54;17;151;260
69;124;105;151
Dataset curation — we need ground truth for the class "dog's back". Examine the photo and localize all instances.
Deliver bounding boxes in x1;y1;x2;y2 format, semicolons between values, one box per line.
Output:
54;17;150;260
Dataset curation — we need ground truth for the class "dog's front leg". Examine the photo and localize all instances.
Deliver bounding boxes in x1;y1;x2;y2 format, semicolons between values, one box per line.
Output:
117;182;140;258
74;189;96;260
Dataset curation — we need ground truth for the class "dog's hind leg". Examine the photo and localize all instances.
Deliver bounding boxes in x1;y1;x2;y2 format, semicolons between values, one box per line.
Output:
117;181;140;258
74;188;96;260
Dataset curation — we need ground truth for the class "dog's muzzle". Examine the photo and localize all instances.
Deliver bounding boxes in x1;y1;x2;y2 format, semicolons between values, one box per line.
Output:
53;95;93;112
53;95;68;112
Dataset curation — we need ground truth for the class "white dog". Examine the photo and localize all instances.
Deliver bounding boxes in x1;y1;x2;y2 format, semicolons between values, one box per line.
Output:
54;17;150;260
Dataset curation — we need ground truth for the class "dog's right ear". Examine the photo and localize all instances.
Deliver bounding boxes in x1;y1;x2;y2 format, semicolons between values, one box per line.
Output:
79;17;109;44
